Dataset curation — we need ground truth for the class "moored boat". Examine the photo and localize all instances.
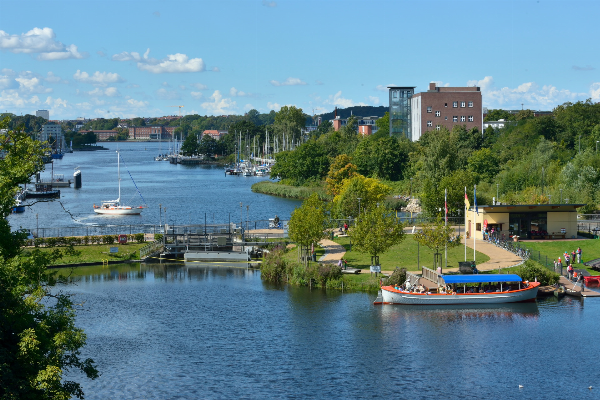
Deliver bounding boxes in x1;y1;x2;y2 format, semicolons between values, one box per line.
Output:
583;275;600;286
380;274;540;305
94;150;145;215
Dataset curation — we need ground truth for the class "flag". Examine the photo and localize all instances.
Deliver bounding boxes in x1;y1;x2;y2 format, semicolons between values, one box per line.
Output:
445;189;448;223
474;186;479;215
464;192;470;210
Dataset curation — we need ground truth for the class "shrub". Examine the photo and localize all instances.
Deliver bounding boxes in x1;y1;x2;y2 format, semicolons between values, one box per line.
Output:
516;260;560;286
134;233;145;243
260;248;288;283
83;236;90;245
154;234;163;242
102;235;115;245
385;267;407;287
45;237;57;248
315;264;342;286
33;237;45;248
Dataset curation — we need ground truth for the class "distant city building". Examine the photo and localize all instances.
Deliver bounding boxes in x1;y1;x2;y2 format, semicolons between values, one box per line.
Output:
80;130;119;141
202;130;228;140
40;123;64;150
36;110;50;120
128;126;175;140
410;82;482;141
329;115;381;135
483;119;517;130
388;87;416;139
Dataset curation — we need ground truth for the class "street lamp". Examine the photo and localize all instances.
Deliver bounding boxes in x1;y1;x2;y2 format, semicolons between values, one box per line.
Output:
596;141;599;152
496;183;499;204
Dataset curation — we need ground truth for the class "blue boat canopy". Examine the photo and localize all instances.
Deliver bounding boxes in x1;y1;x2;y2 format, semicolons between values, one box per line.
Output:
442;274;523;284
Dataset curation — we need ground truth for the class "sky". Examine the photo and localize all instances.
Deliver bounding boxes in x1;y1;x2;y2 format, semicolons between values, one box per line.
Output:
0;0;599;120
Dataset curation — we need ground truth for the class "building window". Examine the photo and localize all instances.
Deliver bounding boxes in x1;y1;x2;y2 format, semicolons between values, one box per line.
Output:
445;103;448;107
461;101;466;107
427;121;432;127
445;117;448;120
468;101;473;108
436;125;441;131
453;101;458;108
453;116;458;122
468;116;474;122
435;111;441;117
461;116;466;122
427;106;432;113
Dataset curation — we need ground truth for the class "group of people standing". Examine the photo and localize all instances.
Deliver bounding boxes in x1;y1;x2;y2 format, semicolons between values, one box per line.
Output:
555;247;583;282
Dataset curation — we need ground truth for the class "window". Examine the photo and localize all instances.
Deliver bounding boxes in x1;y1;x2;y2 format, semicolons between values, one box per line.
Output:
468;101;473;108
445;117;448;120
461;101;466;108
427;121;432;127
453;116;458;122
445;103;448;107
427;106;432;113
435;111;441;117
468;116;474;122
436;125;441;131
461;116;466;122
453;101;458;108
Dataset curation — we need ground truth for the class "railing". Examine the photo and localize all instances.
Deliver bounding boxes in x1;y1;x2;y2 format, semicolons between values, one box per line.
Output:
140;240;164;259
406;271;420;287
31;224;161;239
422;266;444;285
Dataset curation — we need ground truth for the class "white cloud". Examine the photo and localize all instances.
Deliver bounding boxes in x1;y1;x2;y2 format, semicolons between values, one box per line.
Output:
127;98;149;108
375;84;397;91
0;27;88;60
431;81;451;88
211;67;220;72
113;48;205;74
468;76;587;109
590;83;600;101
127;84;140;89
16;76;52;94
315;80;324;85
191;92;203;100
156;88;180;100
44;96;68;108
267;102;281;111
325;91;366;108
179;85;186;90
74;70;124;86
270;77;307;87
262;0;277;7
85;87;120;97
368;96;380;105
97;50;106;57
0;91;41;108
161;81;170;87
191;83;208;90
201;90;236;114
230;87;253;97
45;72;68;84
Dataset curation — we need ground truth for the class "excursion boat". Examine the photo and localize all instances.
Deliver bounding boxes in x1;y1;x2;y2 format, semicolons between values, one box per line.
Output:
583;275;600;286
94;150;145;215
379;274;540;305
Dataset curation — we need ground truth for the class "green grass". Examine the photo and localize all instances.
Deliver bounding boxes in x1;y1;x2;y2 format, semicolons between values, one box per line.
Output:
24;243;147;265
251;180;330;200
332;236;490;271
517;239;600;275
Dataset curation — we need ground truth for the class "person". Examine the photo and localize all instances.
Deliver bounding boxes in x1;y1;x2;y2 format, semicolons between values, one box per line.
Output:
344;223;348;233
337;259;343;268
273;215;280;228
343;259;347;270
577;247;582;264
567;264;574;281
572;250;577;265
578;273;585;292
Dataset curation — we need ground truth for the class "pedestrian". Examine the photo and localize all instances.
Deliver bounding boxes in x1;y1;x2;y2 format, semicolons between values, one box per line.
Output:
577;247;582;264
337;259;343;268
578;273;585;292
567;264;573;281
343;259;347;270
344;223;348;233
572;250;577;265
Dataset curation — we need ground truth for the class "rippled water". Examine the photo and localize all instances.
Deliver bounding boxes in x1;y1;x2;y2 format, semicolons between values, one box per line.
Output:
62;263;600;399
9;142;301;231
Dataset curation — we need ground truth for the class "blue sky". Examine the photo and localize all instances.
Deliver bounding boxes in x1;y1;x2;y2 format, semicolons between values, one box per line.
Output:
1;0;598;120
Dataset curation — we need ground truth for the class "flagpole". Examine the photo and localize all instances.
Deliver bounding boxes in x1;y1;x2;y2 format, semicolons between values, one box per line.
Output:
445;188;448;271
474;184;477;262
465;186;467;262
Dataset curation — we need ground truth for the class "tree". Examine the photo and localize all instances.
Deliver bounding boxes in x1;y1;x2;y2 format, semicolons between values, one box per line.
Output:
180;133;198;156
351;204;405;267
273;106;306;150
333;175;391;219
288;193;328;266
269;140;330;185
413;217;461;271
0;118;99;399
325;154;358;196
198;134;217;156
374;112;389;136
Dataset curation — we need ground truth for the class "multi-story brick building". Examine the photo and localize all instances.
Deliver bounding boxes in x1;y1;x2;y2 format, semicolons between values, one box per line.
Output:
202;130;228;140
410;82;482;141
128;126;176;140
79;130;119;141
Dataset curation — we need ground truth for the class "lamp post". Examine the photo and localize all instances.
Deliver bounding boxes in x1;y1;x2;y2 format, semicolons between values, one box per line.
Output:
496;183;499;204
596;141;599;152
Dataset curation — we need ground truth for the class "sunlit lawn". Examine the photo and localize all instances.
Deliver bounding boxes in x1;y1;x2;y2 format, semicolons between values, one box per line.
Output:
517;239;600;275
24;243;147;265
332;236;489;271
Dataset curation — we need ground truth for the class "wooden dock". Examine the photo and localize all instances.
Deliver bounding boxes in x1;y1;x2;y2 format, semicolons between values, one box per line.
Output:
558;276;600;298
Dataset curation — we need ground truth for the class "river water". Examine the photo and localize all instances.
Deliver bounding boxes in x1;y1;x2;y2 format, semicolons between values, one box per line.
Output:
61;263;600;400
8;142;301;231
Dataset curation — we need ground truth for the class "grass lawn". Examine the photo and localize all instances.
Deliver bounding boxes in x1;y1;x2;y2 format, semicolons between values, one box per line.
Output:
332;236;490;271
24;243;147;265
518;239;600;275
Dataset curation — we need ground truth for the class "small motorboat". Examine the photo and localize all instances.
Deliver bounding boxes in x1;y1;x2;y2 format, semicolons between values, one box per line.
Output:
553;285;566;298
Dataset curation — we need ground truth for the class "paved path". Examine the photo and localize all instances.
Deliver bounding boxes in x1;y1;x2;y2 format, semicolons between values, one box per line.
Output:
318;239;347;263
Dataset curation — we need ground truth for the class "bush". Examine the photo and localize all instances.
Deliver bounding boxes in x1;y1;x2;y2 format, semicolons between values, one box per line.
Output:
315;264;342;286
385;267;407;287
83;236;90;245
33;237;45;248
134;233;145;243
102;235;115;245
45;237;57;248
154;234;163;242
516;260;560;286
260;248;288;283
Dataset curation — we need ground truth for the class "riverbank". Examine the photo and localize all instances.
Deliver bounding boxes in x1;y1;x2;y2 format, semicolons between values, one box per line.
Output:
251;180;330;200
26;242;148;265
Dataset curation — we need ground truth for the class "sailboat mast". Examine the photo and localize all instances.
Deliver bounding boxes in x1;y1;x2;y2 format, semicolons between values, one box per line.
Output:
117;150;121;203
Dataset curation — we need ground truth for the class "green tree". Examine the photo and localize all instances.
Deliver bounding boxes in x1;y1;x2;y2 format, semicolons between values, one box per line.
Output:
333;175;391;219
180;133;198;156
484;109;514;122
374;112;389;136
351;204;405;267
413;217;461;271
198;134;217;156
288;193;328;266
325;154;358;196
0;118;98;399
274;105;306;150
270;140;329;185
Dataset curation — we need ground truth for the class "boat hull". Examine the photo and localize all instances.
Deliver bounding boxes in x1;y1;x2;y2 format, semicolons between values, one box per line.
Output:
94;207;142;215
380;283;539;305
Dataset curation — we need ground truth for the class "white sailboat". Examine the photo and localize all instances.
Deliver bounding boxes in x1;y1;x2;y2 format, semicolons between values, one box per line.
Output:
94;151;145;215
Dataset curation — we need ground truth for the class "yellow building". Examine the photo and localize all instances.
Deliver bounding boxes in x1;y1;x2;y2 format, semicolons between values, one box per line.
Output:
466;204;583;240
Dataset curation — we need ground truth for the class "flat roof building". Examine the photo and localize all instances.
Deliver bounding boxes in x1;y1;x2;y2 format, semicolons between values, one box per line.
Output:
388;87;415;140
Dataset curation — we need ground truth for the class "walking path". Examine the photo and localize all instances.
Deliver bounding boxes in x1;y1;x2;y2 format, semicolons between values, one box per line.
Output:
317;237;523;275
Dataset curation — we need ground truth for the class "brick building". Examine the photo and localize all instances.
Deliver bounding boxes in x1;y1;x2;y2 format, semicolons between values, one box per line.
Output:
410;82;482;141
128;126;175;140
80;130;118;141
202;130;228;140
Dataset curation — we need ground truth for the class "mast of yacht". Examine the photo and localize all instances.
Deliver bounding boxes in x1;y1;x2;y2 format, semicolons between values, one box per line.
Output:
117;150;121;204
